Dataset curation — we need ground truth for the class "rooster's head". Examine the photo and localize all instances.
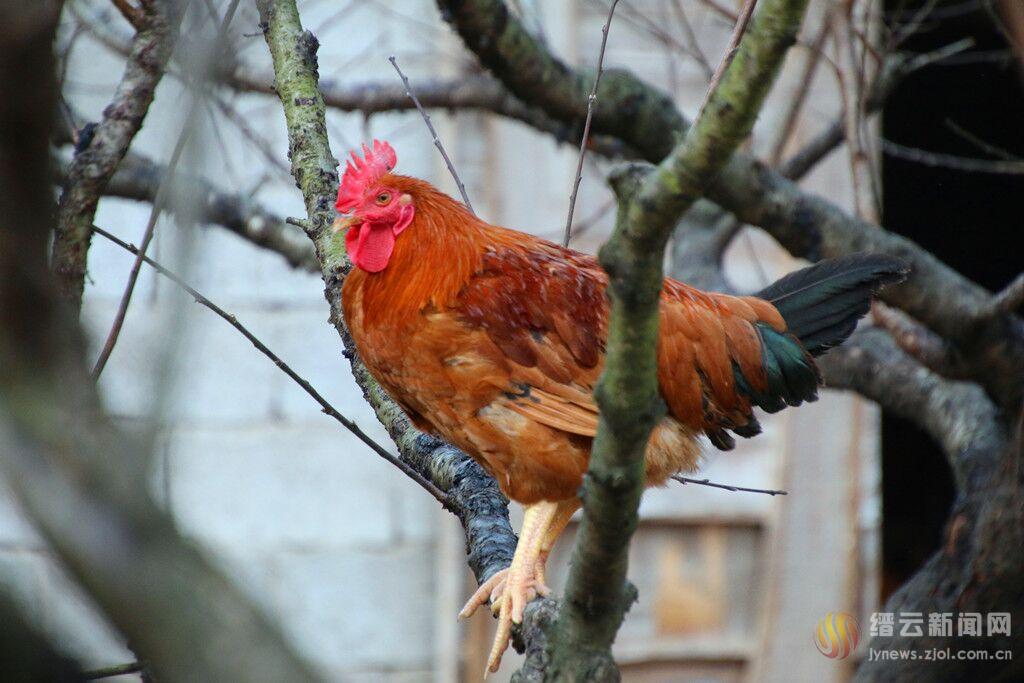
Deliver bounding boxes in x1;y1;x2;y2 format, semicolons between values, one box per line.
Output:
333;139;415;273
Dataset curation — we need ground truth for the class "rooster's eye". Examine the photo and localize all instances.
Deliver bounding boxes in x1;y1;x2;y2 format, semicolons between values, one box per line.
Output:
375;192;392;205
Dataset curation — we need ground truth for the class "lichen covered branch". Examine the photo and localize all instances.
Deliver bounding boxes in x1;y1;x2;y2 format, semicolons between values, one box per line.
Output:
51;0;183;310
254;0;518;603
545;1;809;678
59;149;319;271
818;329;1022;683
0;5;321;679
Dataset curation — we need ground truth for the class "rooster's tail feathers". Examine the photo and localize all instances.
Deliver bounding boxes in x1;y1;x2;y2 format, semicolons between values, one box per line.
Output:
755;253;909;357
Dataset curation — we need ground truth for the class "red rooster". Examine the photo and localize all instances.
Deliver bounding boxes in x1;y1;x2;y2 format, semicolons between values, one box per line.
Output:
334;140;906;672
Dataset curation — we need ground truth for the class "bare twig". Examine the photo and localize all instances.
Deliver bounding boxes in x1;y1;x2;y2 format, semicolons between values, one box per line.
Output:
212;94;292;175
606;0;706;82
563;0;620;247
698;0;740;23
945;119;1022;161
669;0;715;80
84;662;143;680
91;226;450;505
671;474;788;495
696;0;759;119
881;138;1024;174
985;272;1024;316
110;0;144;30
778;38;973;180
833;1;878;221
90;100;197;379
767;13;832;165
52;0;183;309
91;0;243;379
387;55;475;214
888;0;940;50
553;196;616;241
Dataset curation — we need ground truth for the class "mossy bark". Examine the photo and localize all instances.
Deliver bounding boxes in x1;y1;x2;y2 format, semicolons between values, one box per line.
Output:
544;1;809;679
255;0;518;593
51;0;183;311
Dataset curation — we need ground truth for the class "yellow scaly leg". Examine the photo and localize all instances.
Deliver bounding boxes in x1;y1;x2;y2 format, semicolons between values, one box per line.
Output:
458;501;560;675
533;499;580;596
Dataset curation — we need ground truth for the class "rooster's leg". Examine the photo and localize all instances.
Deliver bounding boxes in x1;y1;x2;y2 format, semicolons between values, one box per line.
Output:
533;499;580;595
458;501;560;674
458;499;579;619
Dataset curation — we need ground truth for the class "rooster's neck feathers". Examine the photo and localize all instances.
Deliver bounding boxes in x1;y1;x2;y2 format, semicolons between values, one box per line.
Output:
345;176;497;329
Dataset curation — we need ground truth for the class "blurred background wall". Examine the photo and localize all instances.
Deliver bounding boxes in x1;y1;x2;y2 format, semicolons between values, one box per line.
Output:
1;0;921;680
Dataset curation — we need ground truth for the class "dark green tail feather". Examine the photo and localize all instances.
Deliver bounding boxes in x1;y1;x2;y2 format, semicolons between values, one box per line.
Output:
755;252;909;356
722;253;908;448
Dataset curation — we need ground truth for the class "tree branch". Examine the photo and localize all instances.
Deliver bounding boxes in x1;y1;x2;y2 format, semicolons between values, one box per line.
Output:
437;0;1022;409
90;0;245;378
817;329;1023;682
871;303;967;377
777;38;974;180
54;139;317;270
91;224;448;504
72;6;638;162
253;0;520;630
0;4;321;678
436;0;686;162
563;0;620;247
388;55;475;214
250;70;638;160
546;1;809;678
51;0;183;311
820;328;1003;490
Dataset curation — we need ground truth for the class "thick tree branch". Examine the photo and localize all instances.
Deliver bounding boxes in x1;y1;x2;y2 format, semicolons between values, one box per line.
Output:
253;0;520;626
231;69;635;159
437;0;1023;409
821;328;1003;490
104;151;317;270
0;592;84;681
51;0;183;311
0;4;320;679
546;1;809;679
818;329;1022;682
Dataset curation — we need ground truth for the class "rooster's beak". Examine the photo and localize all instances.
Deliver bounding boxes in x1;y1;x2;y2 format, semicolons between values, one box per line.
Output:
332;215;360;234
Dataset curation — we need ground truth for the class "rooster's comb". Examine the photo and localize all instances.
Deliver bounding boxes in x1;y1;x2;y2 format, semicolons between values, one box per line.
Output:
336;139;397;213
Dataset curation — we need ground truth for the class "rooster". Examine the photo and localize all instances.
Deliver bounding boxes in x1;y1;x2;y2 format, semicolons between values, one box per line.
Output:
334;140;906;673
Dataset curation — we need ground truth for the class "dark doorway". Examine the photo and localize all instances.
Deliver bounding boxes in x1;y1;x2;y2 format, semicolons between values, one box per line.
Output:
881;0;1024;598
